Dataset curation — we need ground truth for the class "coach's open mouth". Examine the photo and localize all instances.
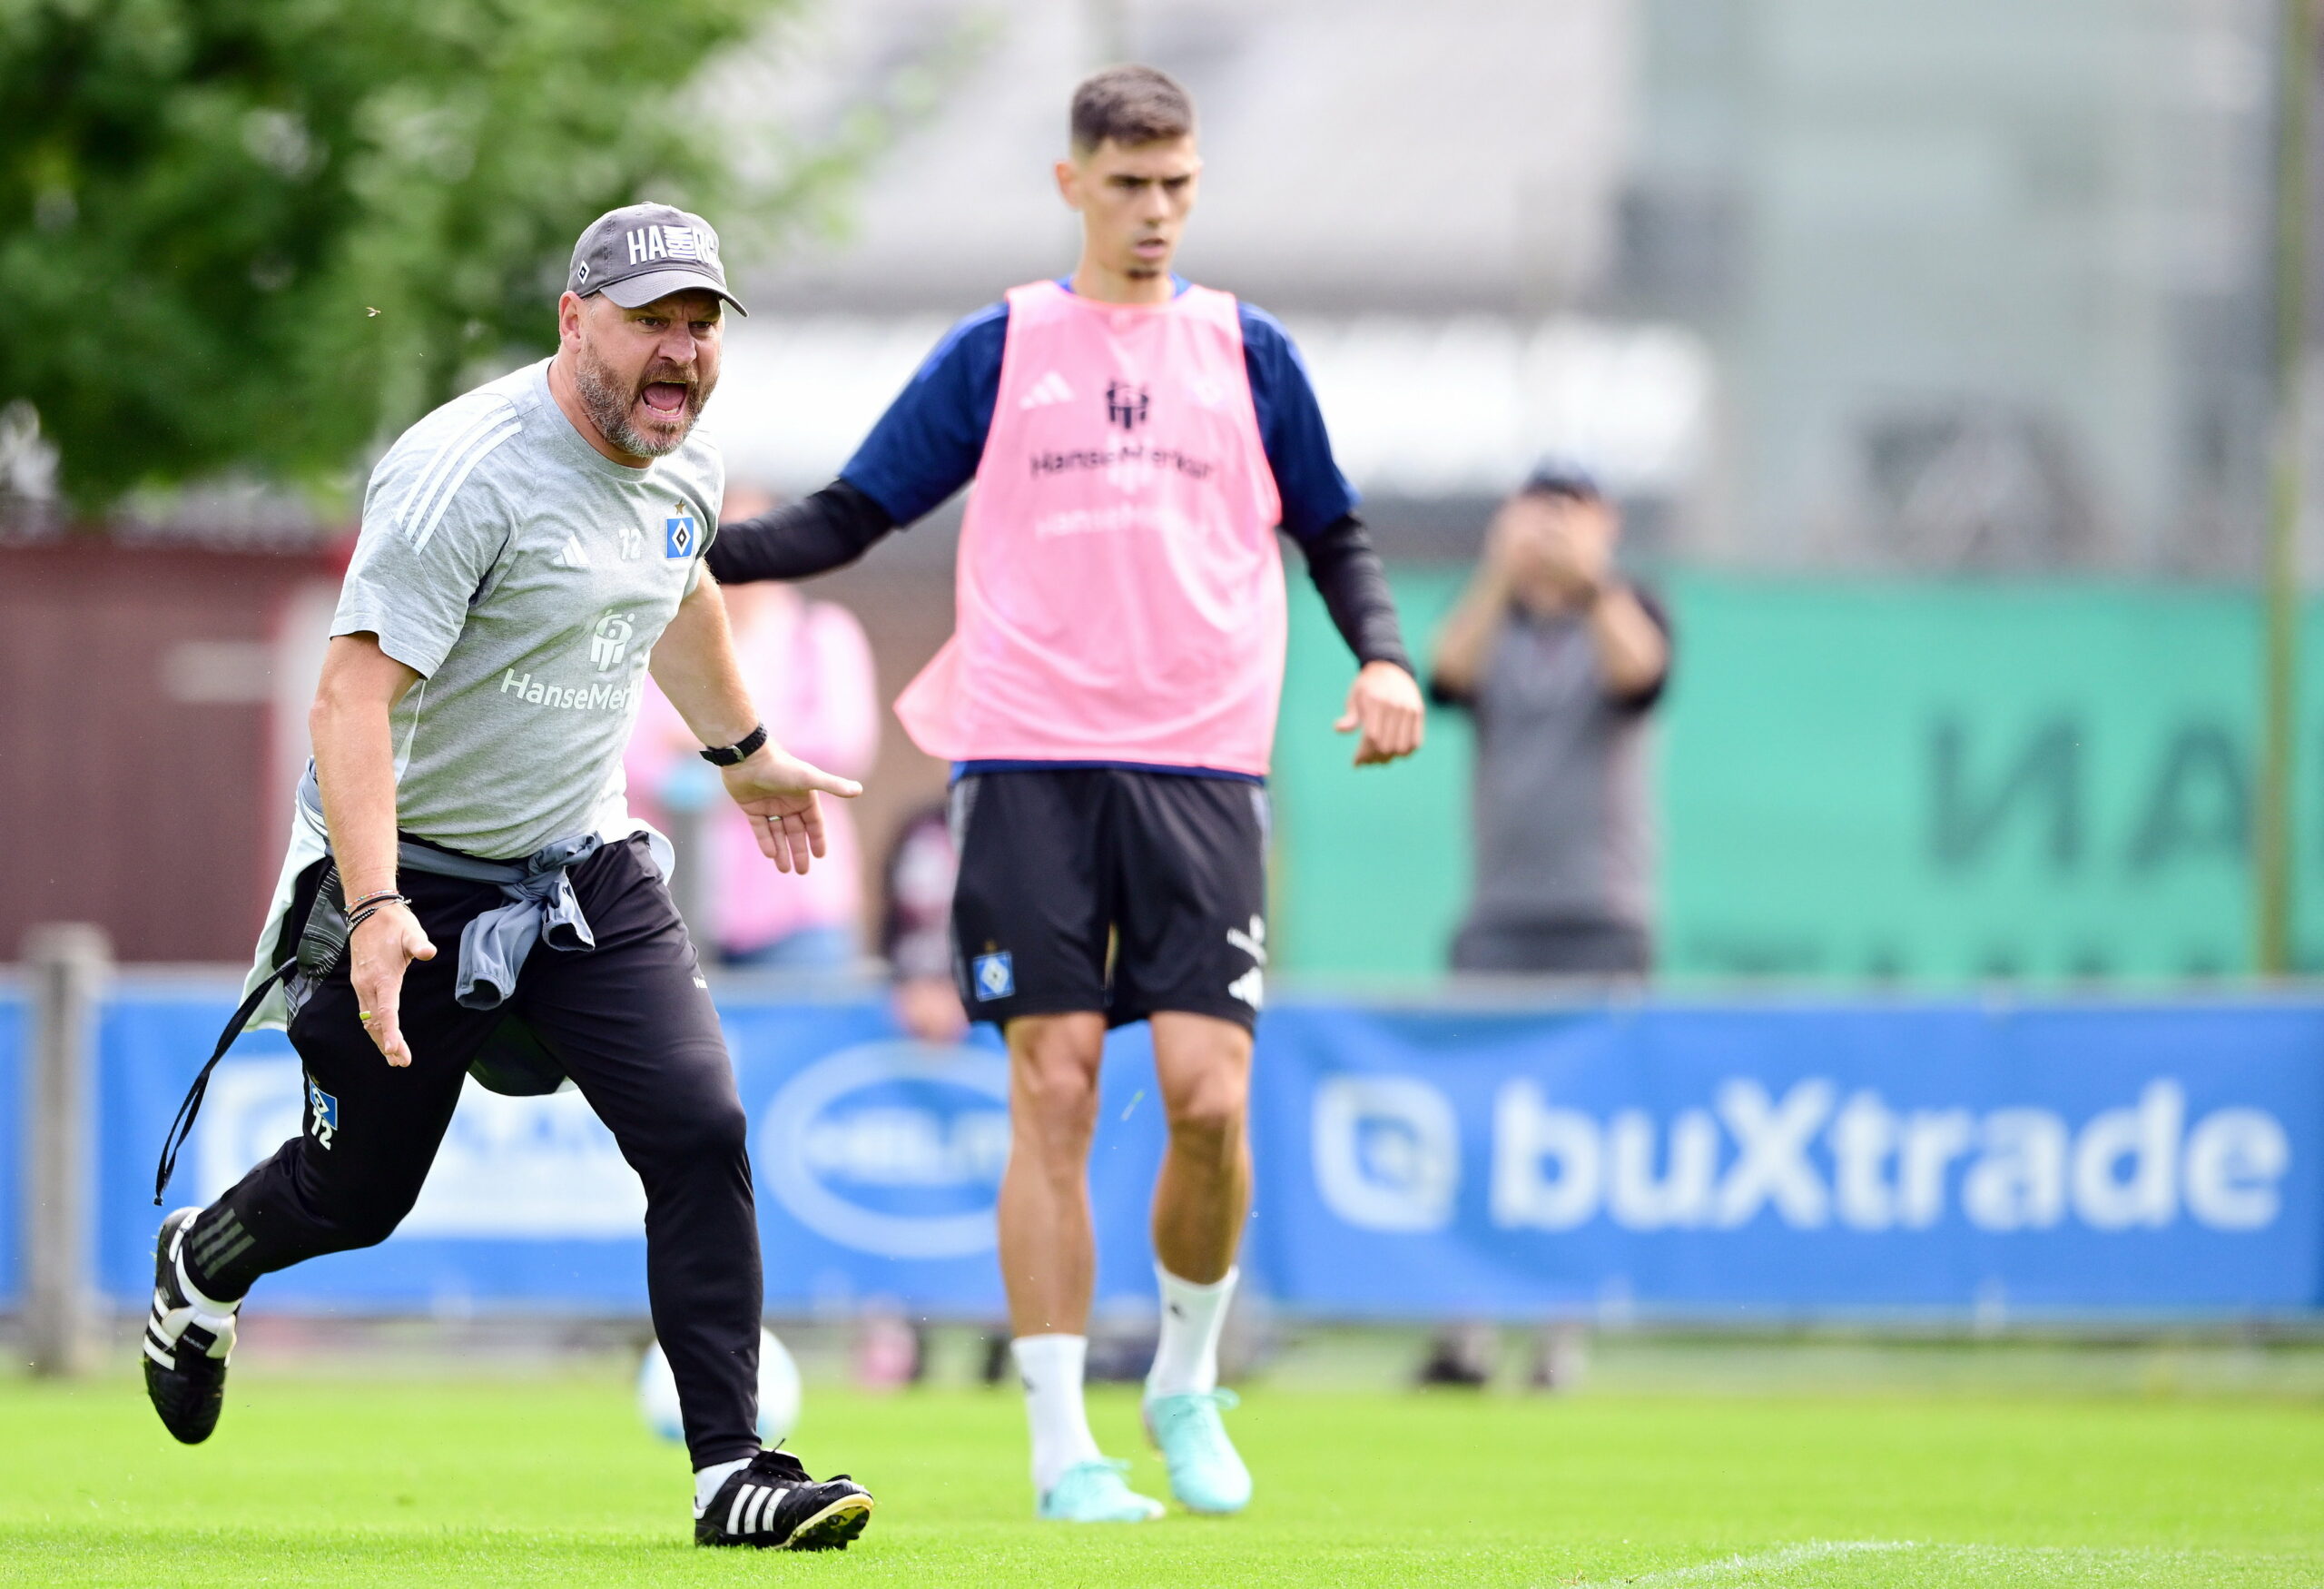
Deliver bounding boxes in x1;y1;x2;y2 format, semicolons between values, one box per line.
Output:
640;381;690;415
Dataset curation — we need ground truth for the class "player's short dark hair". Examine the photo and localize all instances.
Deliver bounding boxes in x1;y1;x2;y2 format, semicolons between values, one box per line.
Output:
1070;65;1196;153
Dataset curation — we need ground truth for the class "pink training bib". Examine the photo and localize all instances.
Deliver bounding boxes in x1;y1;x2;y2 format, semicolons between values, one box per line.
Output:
893;280;1286;775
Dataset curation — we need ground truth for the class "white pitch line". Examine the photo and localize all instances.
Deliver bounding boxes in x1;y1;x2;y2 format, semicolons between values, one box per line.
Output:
1606;1540;1922;1585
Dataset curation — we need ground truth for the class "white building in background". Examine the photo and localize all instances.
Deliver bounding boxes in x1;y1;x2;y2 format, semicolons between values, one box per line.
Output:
716;0;1637;315
705;313;1712;507
702;0;1709;537
702;0;2285;571
1620;0;2281;572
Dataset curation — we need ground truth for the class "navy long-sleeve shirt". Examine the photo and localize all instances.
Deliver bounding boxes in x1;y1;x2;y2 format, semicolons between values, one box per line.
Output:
707;279;1409;676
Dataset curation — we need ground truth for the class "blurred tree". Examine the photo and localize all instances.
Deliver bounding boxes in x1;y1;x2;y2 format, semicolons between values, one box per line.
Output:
0;0;821;509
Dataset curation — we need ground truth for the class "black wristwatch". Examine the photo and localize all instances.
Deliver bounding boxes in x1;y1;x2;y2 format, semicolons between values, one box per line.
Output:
698;723;769;766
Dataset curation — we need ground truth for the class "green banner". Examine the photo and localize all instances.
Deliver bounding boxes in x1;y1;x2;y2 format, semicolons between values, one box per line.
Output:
1270;571;2315;983
1272;568;1472;980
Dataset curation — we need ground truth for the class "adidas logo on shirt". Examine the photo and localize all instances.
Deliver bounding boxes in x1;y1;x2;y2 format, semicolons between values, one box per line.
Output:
1019;370;1076;410
553;534;592;570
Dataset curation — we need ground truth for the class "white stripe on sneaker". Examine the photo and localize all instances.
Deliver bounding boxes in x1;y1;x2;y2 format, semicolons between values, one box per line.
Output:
747;1485;777;1535
143;1337;173;1368
725;1485;752;1537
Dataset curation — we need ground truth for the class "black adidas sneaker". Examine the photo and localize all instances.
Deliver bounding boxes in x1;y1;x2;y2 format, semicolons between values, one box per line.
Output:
695;1448;874;1550
143;1207;239;1445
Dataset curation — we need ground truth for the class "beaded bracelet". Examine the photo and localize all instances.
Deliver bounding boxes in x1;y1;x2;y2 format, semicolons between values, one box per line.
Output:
347;895;414;935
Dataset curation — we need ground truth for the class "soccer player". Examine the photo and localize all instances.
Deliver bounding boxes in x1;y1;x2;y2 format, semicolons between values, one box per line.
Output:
142;204;876;1552
707;68;1424;1520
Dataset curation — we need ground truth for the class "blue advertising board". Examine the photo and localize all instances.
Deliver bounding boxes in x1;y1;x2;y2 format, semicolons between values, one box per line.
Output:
2;980;2318;1318
1245;1002;2321;1317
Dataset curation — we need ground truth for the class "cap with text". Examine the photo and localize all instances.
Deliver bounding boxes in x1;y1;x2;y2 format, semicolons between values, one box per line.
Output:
566;202;747;316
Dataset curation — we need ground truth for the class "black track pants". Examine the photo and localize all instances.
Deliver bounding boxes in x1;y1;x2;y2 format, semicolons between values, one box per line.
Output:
183;835;762;1468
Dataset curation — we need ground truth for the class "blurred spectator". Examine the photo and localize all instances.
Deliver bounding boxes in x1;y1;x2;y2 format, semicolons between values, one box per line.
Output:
877;800;980;1385
881;801;968;1043
626;487;880;969
1429;462;1673;977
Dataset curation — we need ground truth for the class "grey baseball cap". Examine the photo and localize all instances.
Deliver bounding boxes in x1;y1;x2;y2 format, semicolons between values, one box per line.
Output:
1520;457;1602;499
566;202;747;316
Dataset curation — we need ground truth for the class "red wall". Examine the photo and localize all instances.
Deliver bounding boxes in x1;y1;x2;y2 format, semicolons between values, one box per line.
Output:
0;536;964;966
0;542;334;962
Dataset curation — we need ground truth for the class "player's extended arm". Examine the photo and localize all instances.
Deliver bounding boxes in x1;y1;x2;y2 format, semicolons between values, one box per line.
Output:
1299;514;1425;767
704;479;898;584
310;633;437;1069
650;573;863;872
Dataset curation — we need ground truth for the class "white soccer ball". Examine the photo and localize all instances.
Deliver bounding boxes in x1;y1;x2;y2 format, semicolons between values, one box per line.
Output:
636;1327;801;1446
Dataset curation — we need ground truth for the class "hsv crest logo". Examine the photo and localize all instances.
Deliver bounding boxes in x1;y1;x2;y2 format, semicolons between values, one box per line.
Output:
665;508;697;559
590;610;635;673
1105;380;1150;431
971;952;1015;1002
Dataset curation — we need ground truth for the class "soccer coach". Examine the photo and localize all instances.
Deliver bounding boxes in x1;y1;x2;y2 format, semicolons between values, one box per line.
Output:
141;205;876;1552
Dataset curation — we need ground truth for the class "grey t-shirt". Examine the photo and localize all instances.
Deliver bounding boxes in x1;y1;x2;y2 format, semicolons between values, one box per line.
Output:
332;359;722;860
1436;592;1669;933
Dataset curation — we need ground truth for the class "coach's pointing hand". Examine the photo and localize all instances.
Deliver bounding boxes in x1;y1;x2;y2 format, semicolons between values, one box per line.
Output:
724;745;863;874
350;902;436;1069
1336;659;1426;767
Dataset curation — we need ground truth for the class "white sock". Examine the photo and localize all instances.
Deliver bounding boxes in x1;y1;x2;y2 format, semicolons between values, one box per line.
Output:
1147;1263;1237;1398
693;1456;751;1517
1012;1334;1102;1495
175;1246;241;1316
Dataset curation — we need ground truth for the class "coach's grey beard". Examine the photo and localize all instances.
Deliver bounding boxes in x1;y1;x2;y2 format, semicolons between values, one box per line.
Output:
572;343;711;459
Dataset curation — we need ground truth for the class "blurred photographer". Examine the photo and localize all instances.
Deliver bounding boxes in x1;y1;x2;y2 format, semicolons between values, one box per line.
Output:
1429;462;1672;980
881;801;968;1045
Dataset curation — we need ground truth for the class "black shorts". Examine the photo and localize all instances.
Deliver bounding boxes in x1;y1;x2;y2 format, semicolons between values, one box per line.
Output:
948;766;1270;1030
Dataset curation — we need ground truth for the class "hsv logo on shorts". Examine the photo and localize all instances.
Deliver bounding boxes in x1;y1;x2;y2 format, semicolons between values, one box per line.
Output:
971;952;1015;1002
665;510;698;559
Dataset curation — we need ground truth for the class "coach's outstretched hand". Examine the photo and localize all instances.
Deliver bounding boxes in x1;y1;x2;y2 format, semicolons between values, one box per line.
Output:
350;903;437;1069
724;745;863;873
1335;660;1426;767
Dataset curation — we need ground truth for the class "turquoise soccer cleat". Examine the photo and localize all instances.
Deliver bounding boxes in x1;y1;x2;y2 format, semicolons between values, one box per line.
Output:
1036;1458;1167;1523
1144;1389;1253;1515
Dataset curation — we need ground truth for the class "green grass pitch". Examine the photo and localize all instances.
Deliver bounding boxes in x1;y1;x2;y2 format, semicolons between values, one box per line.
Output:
0;1371;2316;1586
